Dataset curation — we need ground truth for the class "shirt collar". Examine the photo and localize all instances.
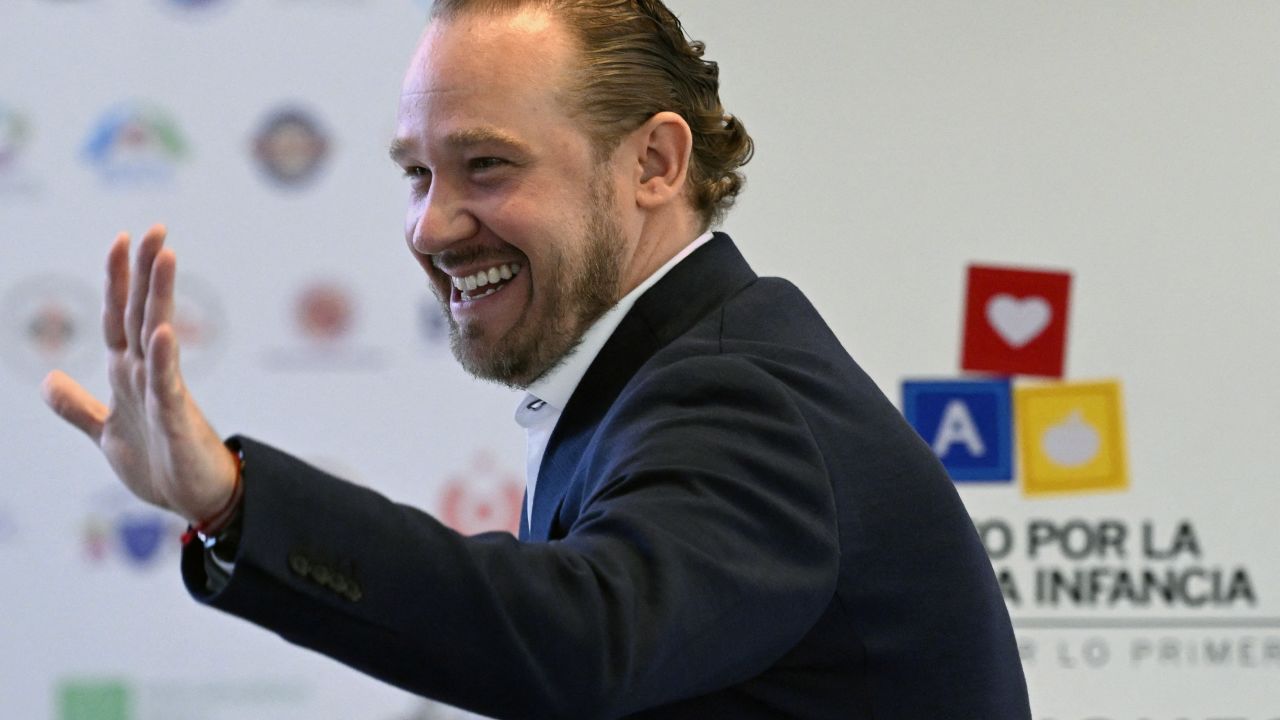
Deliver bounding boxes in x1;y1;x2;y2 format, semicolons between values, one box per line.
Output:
523;231;715;412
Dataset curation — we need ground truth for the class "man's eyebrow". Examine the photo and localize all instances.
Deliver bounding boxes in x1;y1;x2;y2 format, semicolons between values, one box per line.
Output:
388;138;414;164
445;127;531;152
388;128;532;164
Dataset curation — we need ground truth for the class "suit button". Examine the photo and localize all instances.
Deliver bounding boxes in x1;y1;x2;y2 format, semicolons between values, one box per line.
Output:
345;582;363;602
311;565;332;585
288;553;310;576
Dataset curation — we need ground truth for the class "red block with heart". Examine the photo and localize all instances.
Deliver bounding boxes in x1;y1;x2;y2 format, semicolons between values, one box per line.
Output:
961;265;1072;378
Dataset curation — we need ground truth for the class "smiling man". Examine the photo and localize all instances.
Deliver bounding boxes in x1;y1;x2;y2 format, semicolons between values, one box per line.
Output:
392;2;724;390
42;1;1030;718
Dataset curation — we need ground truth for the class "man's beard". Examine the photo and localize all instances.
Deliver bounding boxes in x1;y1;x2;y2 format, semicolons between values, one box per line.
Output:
442;178;627;389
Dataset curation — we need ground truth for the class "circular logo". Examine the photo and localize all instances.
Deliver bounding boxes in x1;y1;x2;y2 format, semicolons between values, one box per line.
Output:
253;108;330;188
439;453;524;536
172;274;227;377
296;281;355;342
1;276;99;381
83;487;182;568
82;103;188;183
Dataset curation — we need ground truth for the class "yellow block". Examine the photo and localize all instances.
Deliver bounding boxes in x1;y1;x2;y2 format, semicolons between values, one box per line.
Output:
1015;380;1128;496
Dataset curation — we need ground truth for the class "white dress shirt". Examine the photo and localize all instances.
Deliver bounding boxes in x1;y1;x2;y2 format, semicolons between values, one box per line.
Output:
514;232;714;529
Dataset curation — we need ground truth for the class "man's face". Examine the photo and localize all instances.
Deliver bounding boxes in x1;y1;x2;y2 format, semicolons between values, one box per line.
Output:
392;9;631;388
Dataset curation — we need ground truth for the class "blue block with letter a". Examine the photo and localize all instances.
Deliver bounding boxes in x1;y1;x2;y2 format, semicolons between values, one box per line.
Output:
902;378;1013;482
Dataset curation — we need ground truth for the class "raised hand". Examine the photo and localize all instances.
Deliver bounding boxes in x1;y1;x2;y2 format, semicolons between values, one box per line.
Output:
41;225;239;524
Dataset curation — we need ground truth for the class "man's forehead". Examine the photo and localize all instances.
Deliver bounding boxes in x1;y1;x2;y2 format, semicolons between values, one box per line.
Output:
407;6;578;91
427;4;559;39
411;6;570;78
392;8;585;161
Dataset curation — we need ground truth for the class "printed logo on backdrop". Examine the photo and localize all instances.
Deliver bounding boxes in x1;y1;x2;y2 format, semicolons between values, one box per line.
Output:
82;487;184;569
0;104;39;195
252;106;331;189
57;678;309;720
261;279;386;370
903;378;1013;482
984;516;1267;676
962;265;1072;378
1;273;223;381
901;262;1275;680
438;452;523;537
297;281;354;341
901;263;1106;494
1;275;99;382
170;274;227;378
905;377;1129;496
82;103;187;186
1016;381;1127;495
58;680;129;720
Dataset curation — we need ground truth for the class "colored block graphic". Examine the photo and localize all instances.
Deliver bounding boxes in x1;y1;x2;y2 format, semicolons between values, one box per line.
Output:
58;680;132;720
1015;380;1127;496
962;265;1072;378
903;379;1013;482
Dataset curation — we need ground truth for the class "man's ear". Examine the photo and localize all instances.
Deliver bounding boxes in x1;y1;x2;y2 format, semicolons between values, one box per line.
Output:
631;111;693;210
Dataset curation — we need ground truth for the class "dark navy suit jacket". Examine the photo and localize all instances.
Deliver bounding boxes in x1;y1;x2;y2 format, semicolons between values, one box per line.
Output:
184;234;1031;719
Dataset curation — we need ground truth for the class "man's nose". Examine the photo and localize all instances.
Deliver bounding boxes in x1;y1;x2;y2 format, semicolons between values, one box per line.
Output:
410;181;478;256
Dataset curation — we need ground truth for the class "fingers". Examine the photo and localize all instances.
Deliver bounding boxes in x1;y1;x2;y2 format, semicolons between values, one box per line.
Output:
146;323;184;417
41;370;109;442
103;232;131;352
124;224;167;358
142;249;177;355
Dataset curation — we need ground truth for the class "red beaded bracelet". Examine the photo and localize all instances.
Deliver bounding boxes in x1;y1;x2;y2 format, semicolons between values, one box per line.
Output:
180;451;245;546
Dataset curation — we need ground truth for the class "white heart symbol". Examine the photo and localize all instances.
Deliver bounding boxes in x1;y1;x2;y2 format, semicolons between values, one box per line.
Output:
985;294;1051;348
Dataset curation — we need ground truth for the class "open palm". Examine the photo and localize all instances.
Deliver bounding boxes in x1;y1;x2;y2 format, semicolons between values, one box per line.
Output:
42;225;238;523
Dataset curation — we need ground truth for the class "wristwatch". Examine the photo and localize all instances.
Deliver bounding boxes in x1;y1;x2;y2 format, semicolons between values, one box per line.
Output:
199;507;243;564
200;438;246;565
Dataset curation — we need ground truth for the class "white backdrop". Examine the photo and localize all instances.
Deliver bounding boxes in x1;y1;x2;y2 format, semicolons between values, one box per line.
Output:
2;1;1278;718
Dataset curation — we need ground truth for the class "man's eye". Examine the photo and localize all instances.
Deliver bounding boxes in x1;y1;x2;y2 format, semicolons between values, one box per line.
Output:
403;166;430;180
470;157;506;171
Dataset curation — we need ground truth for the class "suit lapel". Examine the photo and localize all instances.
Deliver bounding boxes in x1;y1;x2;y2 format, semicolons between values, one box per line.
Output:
528;233;758;541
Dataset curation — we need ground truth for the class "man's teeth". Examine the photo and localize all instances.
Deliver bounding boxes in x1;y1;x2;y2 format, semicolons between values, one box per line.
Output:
451;262;521;297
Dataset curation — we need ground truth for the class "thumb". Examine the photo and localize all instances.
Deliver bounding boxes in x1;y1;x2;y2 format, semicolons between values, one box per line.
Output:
42;370;108;442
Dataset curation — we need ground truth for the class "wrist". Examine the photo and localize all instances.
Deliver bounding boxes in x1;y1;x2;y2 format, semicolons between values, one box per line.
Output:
181;442;244;545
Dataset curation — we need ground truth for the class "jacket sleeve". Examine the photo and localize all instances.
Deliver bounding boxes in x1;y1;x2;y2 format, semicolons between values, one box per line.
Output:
182;356;840;720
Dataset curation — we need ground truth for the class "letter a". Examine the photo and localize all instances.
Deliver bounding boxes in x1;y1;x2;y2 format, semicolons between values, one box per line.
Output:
932;400;987;458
